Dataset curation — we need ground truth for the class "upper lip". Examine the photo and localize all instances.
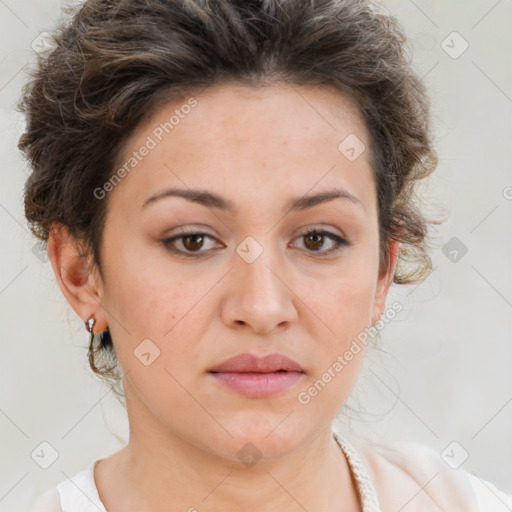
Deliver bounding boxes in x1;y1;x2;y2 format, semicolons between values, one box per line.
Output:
209;353;304;373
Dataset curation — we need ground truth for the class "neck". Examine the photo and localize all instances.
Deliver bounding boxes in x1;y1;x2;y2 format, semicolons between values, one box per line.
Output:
95;387;362;512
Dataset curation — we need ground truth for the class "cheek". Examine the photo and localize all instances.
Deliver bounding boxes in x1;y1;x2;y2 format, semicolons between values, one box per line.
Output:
293;273;375;417
105;269;207;412
304;261;377;342
103;240;193;334
111;272;222;394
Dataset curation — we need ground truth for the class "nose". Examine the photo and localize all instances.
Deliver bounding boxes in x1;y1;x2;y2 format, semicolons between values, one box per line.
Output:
220;247;299;335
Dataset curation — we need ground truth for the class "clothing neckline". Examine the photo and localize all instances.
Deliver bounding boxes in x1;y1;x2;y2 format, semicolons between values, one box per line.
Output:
332;432;382;512
81;432;380;512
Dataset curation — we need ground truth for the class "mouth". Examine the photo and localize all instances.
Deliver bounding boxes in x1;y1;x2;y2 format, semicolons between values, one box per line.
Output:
209;352;304;373
208;352;305;398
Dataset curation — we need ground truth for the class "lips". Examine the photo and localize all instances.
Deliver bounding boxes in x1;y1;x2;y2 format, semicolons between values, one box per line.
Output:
208;353;305;398
208;352;304;374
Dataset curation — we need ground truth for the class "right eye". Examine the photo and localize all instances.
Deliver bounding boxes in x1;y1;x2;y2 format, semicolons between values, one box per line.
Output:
161;229;223;257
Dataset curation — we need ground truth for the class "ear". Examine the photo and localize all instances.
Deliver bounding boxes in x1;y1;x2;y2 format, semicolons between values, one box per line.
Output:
47;223;109;332
371;237;400;326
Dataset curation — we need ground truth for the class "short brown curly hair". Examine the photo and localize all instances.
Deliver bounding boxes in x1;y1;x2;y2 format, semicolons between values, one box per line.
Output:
17;0;442;395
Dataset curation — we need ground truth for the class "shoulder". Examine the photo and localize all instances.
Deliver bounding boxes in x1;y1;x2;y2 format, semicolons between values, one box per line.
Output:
353;437;512;511
27;487;63;512
27;458;105;512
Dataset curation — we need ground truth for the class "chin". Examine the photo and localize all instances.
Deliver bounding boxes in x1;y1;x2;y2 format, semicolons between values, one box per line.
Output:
206;417;311;464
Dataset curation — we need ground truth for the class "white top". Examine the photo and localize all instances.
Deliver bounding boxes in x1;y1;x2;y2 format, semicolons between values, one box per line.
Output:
55;458;106;512
29;431;512;512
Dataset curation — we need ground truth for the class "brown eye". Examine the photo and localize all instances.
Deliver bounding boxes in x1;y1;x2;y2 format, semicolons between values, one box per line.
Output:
181;234;205;252
162;230;221;257
293;228;350;256
303;232;325;251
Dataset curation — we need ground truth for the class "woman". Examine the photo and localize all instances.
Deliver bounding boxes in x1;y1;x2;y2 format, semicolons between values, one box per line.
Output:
20;0;511;510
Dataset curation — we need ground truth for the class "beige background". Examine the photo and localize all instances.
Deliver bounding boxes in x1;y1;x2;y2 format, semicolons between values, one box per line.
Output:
1;1;511;510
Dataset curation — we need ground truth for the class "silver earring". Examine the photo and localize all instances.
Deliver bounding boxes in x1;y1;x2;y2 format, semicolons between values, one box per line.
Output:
85;316;96;334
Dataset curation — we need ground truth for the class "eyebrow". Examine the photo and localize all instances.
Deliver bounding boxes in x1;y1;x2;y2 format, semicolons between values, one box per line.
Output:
141;186;363;213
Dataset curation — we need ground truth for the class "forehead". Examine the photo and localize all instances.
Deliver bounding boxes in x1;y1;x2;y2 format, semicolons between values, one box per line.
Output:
109;81;376;218
154;82;370;156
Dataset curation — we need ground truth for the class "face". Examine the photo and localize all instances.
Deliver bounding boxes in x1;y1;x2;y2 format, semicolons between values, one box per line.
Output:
78;82;397;461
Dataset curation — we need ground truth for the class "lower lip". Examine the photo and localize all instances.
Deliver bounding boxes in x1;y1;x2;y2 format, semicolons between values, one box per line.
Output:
209;371;304;398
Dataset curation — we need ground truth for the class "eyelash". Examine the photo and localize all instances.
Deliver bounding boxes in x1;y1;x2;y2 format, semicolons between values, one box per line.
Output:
161;227;350;258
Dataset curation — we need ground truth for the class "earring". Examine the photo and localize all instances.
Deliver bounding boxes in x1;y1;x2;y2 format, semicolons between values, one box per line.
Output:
85;316;96;334
85;316;96;348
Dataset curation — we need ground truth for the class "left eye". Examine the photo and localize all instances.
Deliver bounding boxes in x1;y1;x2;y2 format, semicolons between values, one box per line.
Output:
162;228;349;257
291;228;349;255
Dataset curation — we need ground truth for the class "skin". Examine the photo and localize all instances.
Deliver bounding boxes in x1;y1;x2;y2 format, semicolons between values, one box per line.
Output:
48;82;399;512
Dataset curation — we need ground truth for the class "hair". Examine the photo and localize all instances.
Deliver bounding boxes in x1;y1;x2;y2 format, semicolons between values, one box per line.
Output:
18;0;443;398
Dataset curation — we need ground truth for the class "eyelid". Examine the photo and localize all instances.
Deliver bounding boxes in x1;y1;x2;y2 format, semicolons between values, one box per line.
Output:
294;224;346;239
